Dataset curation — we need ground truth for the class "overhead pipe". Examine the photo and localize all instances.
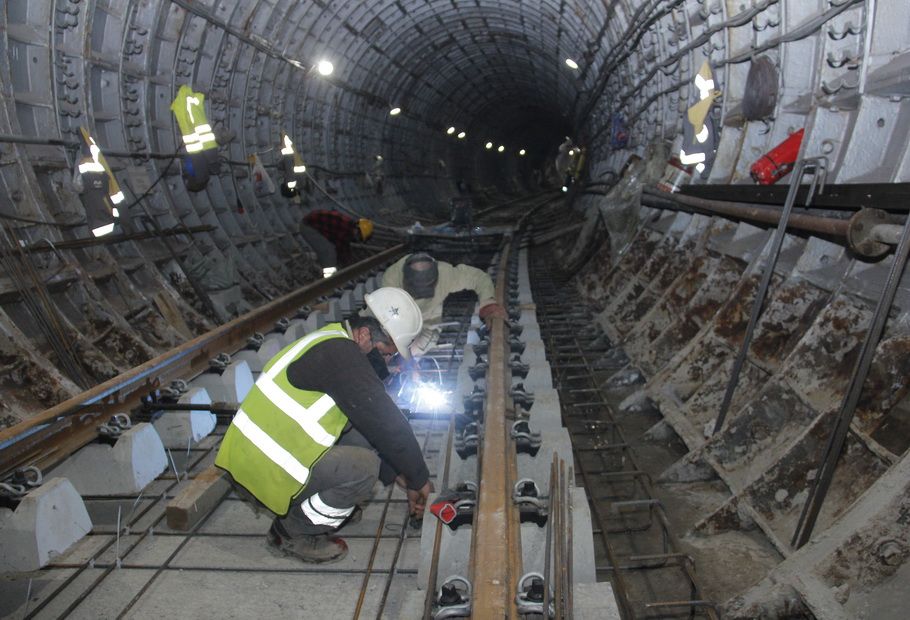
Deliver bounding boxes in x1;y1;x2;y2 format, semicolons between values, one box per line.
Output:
641;187;903;258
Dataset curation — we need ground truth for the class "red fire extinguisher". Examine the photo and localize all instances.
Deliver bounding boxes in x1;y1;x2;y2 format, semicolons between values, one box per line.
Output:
750;128;805;185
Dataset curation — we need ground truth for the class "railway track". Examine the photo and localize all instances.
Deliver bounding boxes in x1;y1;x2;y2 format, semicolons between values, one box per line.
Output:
1;193;606;619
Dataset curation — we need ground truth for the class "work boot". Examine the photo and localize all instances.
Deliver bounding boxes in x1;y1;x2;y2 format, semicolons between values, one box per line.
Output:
266;522;348;564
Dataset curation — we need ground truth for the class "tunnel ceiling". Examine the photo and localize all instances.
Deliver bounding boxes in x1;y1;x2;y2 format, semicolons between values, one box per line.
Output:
4;0;898;223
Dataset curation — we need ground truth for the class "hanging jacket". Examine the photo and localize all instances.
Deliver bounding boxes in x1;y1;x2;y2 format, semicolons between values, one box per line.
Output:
215;324;351;515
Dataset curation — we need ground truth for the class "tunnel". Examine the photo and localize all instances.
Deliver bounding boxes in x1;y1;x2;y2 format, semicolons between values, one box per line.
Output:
1;1;909;618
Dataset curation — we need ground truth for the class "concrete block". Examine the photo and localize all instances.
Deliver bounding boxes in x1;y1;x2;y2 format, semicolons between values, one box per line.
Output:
255;333;284;363
0;478;92;571
520;341;547;364
352;282;366;306
518;324;540;340
417;495;473;591
446;452;478;489
284;319;309;342
528;389;563;429
338;290;356;316
261;332;290;356
569;486;597;584
574;582;621;619
515;361;553;390
516;428;573;486
49;423;167;496
323;299;343;322
189;360;254;403
232;348;267;375
152;386;217;449
304;312;327;333
518;308;538;326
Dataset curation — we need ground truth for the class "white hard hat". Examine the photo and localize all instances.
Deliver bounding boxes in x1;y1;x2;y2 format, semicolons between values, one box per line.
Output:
364;287;423;360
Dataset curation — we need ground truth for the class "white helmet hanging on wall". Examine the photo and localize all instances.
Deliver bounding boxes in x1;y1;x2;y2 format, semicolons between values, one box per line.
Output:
364;287;423;360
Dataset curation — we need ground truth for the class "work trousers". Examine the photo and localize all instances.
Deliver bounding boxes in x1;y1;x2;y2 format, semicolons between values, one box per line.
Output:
277;427;379;537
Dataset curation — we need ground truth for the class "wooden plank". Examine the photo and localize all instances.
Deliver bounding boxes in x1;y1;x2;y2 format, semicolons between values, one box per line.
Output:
166;465;231;531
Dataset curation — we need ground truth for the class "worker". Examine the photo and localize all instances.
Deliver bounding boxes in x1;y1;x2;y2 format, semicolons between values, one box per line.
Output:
381;253;508;356
300;209;374;277
214;287;432;564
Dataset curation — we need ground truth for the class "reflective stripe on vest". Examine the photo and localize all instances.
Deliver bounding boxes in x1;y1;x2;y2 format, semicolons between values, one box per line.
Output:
171;85;218;153
214;325;351;515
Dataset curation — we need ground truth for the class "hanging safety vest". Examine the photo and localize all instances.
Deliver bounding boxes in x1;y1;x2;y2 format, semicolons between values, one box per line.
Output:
280;133;307;174
215;324;352;515
170;85;218;154
75;127;123;236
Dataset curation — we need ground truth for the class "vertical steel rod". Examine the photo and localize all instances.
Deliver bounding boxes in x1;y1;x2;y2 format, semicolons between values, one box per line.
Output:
713;158;827;434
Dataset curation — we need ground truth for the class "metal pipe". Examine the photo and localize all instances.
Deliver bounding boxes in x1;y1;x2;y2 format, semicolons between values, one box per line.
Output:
641;186;850;237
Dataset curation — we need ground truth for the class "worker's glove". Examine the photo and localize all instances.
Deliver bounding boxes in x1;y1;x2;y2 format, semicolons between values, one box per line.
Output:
479;302;508;325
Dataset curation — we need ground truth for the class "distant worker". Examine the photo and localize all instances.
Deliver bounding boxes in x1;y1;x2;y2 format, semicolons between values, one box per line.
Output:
555;136;574;180
300;209;374;277
381;253;508;356
215;287;431;564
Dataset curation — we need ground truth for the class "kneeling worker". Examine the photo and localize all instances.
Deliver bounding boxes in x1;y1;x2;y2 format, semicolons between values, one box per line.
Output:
300;209;374;277
381;252;508;356
215;287;431;563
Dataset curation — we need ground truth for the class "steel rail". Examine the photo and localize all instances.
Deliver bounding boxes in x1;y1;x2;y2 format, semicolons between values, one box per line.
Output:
0;245;405;479
469;237;522;618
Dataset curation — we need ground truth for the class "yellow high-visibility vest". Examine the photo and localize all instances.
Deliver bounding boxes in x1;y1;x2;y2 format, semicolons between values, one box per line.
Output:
214;324;351;515
170;85;217;154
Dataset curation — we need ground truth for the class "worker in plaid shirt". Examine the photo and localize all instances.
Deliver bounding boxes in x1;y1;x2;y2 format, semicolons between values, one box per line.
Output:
300;209;374;277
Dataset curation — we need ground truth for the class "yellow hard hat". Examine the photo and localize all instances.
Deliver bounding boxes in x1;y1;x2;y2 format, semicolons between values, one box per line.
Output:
358;218;374;241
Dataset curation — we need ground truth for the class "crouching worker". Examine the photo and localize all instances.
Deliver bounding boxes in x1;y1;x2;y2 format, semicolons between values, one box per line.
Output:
215;287;432;563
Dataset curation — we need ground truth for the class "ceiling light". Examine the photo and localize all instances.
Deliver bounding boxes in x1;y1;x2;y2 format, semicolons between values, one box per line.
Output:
389;107;401;116
561;186;568;192
485;142;493;149
457;131;466;139
497;145;505;153
565;58;579;70
518;149;526;156
316;59;334;76
446;126;456;135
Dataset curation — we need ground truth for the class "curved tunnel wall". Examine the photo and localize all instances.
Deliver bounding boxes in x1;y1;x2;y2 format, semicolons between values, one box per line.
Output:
1;1;909;420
